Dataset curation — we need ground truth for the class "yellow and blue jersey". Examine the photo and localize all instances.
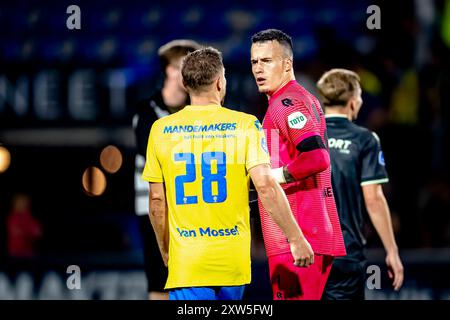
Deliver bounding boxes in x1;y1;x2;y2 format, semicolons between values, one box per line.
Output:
142;104;270;289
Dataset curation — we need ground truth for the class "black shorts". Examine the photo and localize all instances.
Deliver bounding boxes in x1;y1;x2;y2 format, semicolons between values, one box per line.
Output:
322;258;367;300
138;215;168;293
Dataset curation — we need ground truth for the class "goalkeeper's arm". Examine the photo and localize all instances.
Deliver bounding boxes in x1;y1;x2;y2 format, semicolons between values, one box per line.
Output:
272;135;330;183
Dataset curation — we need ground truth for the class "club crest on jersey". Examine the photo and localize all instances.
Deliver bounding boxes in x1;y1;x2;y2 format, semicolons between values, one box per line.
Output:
378;151;385;166
261;137;268;153
254;119;263;131
287;111;307;129
281;98;294;107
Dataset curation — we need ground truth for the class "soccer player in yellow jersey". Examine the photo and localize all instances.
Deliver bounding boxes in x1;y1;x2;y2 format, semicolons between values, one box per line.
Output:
142;47;312;300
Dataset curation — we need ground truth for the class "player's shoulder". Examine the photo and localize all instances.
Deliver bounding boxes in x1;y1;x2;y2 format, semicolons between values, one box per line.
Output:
351;123;381;145
220;106;252;117
270;81;319;113
150;112;176;131
221;107;258;123
135;90;160;109
289;81;317;101
134;97;152;118
134;91;167;119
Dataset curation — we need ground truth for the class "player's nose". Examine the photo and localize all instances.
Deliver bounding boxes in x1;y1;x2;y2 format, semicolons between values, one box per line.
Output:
253;62;263;73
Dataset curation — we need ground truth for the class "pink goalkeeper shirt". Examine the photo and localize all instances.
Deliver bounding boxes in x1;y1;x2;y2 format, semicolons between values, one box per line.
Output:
258;80;346;257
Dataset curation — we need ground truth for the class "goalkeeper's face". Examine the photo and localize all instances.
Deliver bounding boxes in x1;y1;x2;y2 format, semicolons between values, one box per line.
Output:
251;41;291;96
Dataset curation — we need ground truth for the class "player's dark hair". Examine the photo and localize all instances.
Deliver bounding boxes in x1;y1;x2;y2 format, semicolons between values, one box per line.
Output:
158;39;201;72
251;29;293;58
316;69;361;107
181;47;223;92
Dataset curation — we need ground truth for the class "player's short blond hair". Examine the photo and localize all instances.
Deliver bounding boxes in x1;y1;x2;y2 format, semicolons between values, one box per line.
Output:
158;39;201;71
316;69;361;107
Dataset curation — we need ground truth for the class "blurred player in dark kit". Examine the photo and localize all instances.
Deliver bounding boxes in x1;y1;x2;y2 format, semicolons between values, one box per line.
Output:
317;68;404;300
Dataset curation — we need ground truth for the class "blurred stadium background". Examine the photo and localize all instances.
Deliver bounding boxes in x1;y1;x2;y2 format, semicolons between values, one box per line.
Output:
0;0;449;299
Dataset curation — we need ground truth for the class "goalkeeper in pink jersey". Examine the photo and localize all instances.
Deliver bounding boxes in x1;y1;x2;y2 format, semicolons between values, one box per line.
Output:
250;29;346;300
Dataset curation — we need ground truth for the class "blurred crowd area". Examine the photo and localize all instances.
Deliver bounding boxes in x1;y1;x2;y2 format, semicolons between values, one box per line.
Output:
0;0;449;265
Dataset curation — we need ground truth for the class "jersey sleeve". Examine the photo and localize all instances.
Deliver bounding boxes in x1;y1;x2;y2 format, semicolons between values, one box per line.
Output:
360;132;389;186
142;122;164;183
270;98;321;146
245;116;271;171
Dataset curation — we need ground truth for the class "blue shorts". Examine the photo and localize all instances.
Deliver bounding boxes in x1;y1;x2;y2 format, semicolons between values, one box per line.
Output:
169;286;245;300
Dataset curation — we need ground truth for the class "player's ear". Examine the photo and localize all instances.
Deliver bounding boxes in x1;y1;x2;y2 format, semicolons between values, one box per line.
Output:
216;77;222;92
285;58;293;73
182;79;188;91
348;97;357;118
348;98;354;111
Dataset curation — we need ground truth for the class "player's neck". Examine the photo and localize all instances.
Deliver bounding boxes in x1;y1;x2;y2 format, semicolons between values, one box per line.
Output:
267;74;295;99
325;107;352;120
189;94;221;107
